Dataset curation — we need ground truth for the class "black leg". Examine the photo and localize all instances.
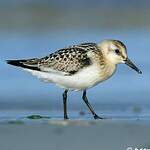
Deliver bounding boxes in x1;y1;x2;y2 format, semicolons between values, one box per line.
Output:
63;90;69;119
82;90;103;119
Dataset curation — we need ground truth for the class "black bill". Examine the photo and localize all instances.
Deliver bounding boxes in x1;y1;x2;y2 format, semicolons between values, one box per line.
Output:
125;58;142;74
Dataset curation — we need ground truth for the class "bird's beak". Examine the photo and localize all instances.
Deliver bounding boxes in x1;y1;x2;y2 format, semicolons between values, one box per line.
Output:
124;58;142;74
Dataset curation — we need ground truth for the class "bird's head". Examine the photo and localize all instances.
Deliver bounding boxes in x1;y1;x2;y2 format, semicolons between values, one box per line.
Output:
98;39;142;74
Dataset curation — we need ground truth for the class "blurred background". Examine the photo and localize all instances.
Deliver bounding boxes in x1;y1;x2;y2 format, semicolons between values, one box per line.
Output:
0;0;150;118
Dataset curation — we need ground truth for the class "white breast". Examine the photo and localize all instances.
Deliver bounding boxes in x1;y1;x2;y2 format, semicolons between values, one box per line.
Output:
24;63;116;91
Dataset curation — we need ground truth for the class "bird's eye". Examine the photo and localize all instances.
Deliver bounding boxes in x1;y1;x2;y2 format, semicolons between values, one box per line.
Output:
115;49;120;54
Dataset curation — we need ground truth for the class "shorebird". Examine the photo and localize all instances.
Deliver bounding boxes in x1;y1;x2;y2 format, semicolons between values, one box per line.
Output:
7;39;142;119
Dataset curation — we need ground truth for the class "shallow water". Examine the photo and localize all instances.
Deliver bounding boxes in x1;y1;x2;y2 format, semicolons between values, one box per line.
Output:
0;29;150;118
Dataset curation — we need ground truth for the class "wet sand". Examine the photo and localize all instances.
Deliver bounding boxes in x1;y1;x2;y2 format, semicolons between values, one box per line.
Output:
0;119;150;150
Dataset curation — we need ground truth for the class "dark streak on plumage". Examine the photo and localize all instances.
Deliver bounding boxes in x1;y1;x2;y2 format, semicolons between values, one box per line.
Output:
114;40;127;50
6;59;41;71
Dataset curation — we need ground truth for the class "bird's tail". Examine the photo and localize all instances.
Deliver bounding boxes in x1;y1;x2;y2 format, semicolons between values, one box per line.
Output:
6;59;40;71
6;60;25;67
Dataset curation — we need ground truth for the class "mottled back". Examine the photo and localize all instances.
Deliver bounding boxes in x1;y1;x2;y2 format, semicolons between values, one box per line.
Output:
37;43;99;75
7;43;100;75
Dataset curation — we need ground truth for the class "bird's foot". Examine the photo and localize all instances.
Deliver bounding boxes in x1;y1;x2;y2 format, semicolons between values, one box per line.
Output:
64;115;69;120
94;114;104;119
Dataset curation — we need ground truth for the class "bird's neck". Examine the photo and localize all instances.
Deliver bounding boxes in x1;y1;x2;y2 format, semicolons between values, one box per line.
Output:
99;57;117;81
90;49;116;81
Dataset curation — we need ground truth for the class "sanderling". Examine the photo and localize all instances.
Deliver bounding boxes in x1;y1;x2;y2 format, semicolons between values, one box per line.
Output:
7;39;142;119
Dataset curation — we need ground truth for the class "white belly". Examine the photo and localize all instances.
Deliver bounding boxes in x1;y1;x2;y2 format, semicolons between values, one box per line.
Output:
24;64;115;91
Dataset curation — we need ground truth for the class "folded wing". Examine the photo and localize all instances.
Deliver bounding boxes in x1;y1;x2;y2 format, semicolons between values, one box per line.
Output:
7;43;98;75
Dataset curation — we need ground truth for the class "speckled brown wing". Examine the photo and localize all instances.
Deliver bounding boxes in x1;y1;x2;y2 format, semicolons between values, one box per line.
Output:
38;43;98;75
7;43;99;75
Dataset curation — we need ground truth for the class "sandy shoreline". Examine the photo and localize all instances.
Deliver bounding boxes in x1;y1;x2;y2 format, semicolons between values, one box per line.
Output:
0;119;150;150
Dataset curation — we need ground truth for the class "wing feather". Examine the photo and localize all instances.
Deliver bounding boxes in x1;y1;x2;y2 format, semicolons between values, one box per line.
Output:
7;42;99;75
